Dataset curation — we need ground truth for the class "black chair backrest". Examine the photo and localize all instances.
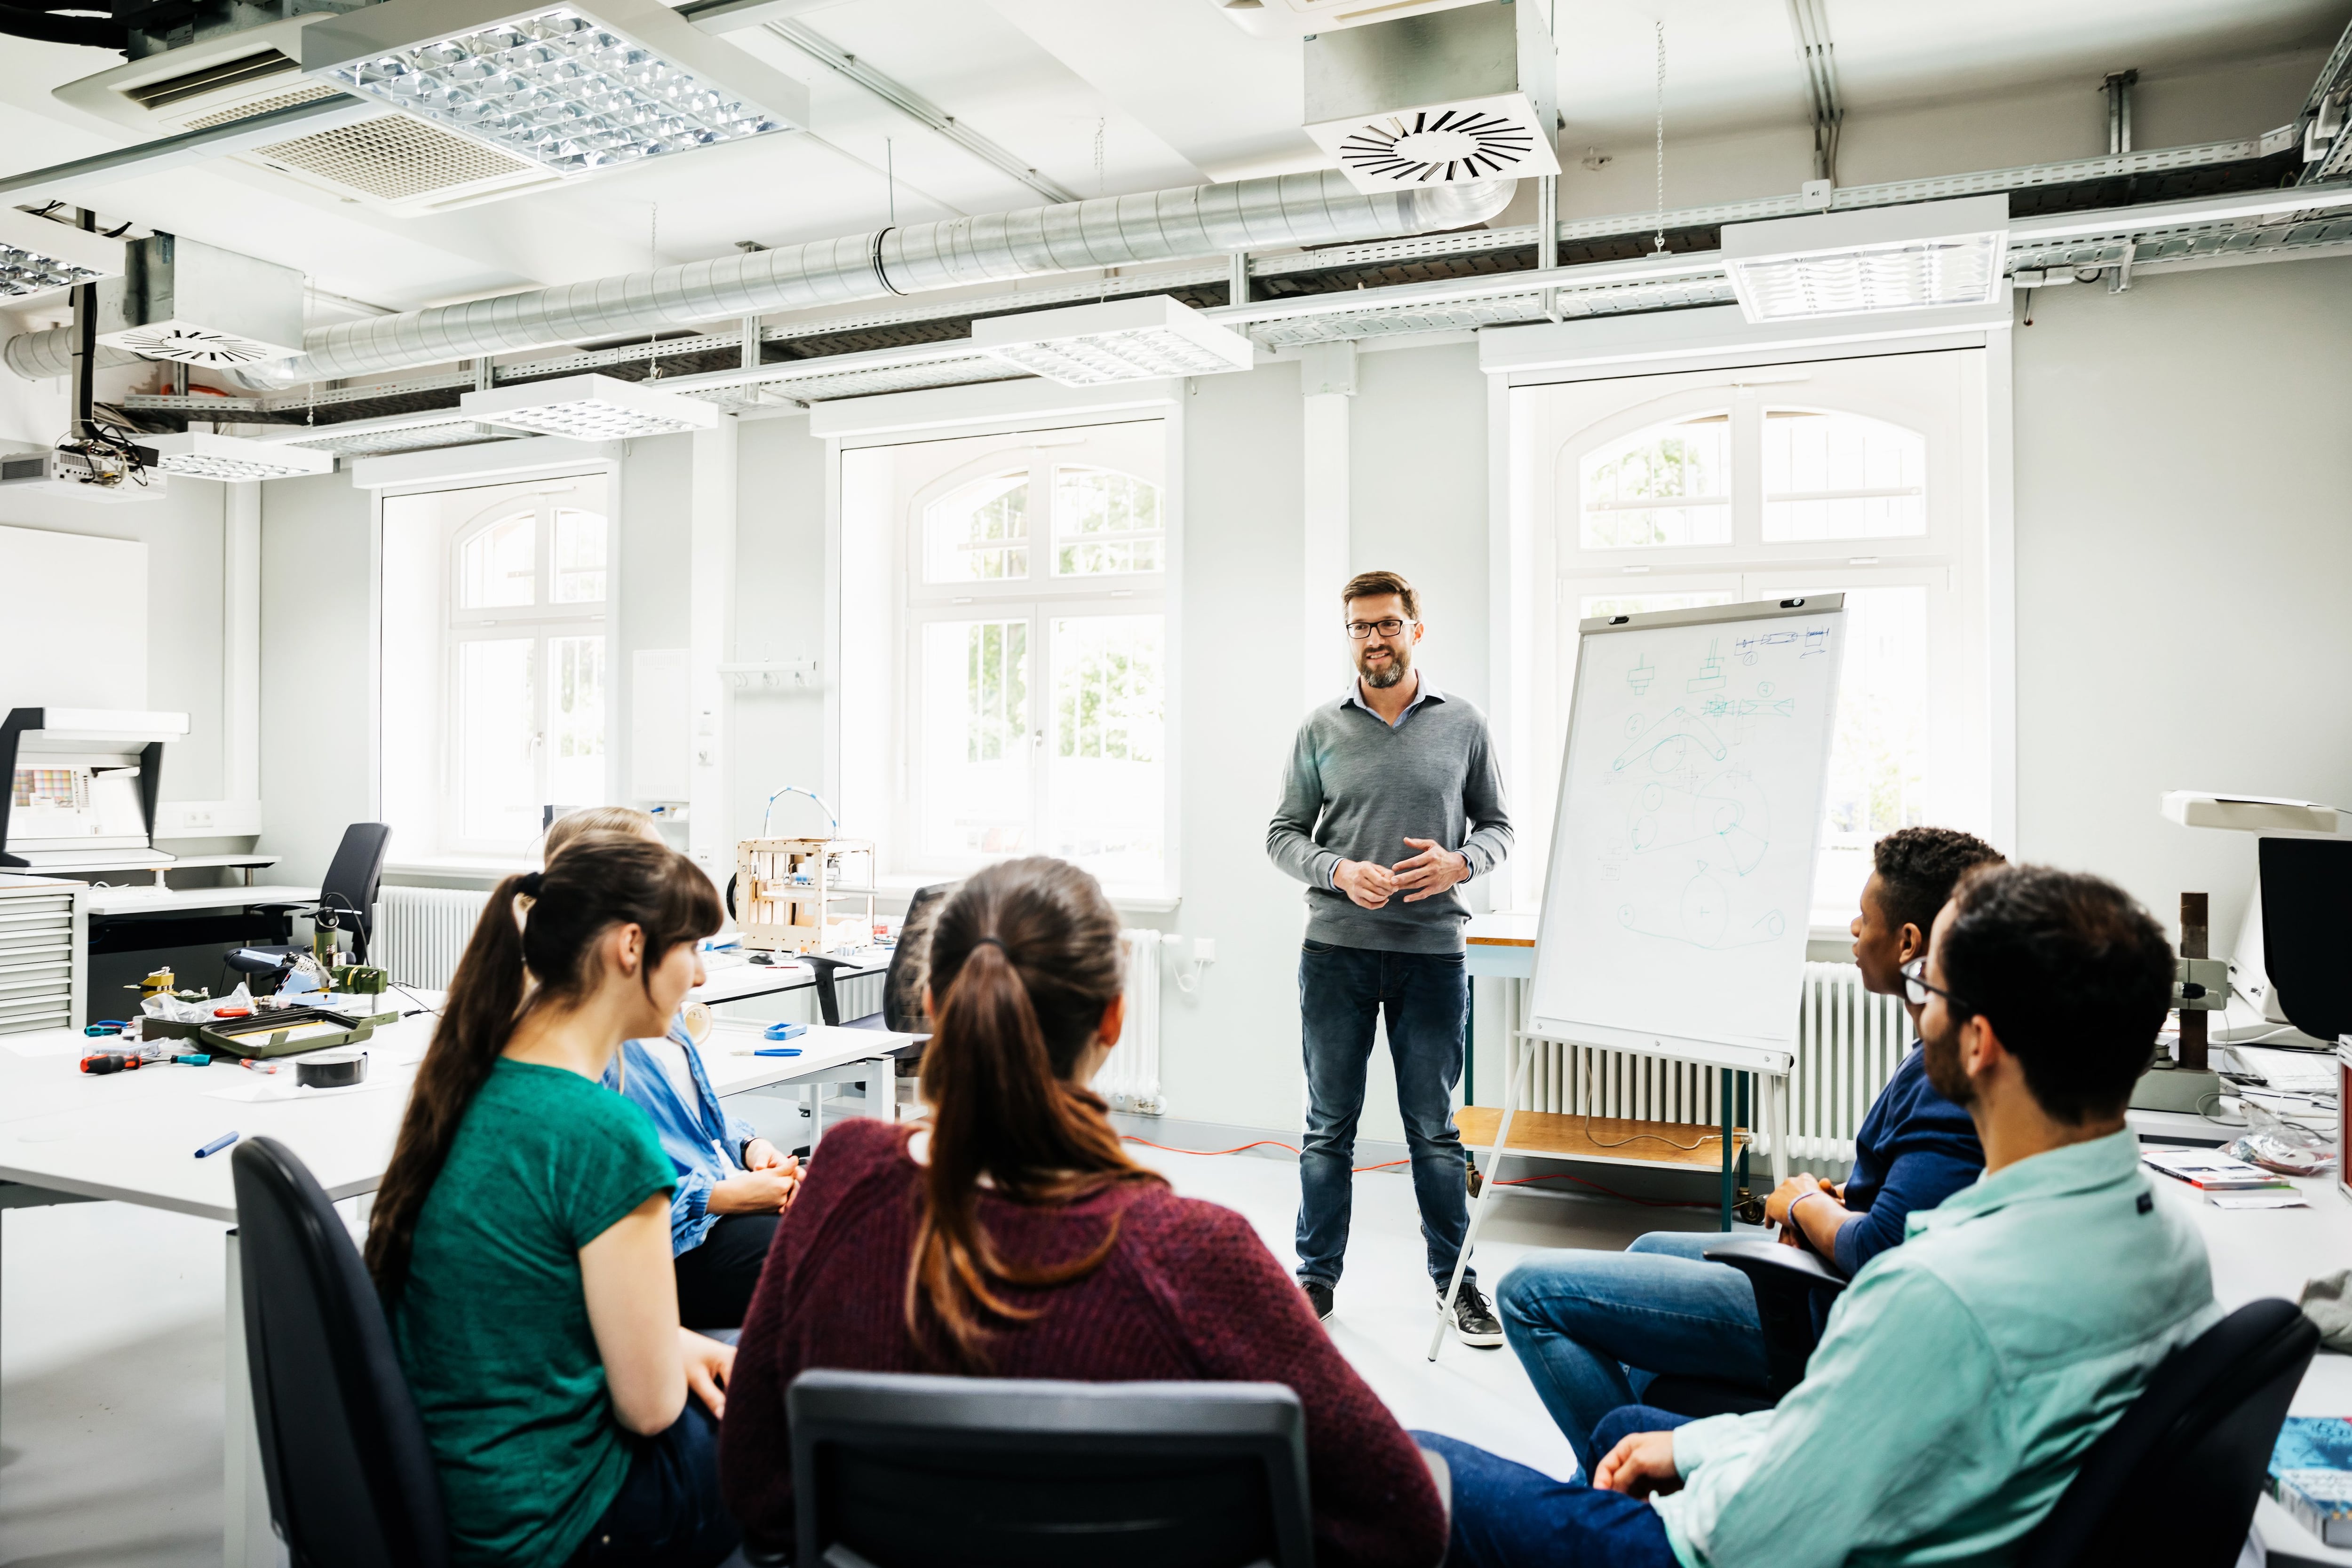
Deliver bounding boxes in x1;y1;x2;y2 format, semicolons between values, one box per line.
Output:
1704;1238;1847;1398
319;822;393;960
880;881;953;1032
2017;1298;2318;1568
230;1136;448;1568
788;1370;1314;1568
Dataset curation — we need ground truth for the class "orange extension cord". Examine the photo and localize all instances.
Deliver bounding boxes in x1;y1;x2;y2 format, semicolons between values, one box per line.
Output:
1118;1135;1716;1211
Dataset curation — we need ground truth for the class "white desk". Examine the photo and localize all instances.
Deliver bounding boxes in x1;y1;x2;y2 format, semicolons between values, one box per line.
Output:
28;852;281;887
2164;1170;2352;1567
691;950;892;1010
0;1003;917;1568
81;882;317;917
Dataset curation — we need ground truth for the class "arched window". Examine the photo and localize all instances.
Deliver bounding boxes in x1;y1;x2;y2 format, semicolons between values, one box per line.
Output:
923;470;1029;581
1053;466;1163;575
1761;409;1925;541
1578;413;1732;548
866;422;1172;893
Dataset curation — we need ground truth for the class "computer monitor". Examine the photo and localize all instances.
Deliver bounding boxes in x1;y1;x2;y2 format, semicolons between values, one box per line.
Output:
2258;837;2352;1043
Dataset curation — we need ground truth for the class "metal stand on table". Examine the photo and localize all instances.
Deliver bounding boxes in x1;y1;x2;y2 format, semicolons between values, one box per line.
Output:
1431;1016;1791;1363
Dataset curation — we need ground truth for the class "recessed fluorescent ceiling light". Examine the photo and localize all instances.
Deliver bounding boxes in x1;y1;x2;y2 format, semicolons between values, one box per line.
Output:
461;372;721;438
1722;194;2010;324
145;432;337;481
971;297;1256;387
0;208;125;299
302;0;807;176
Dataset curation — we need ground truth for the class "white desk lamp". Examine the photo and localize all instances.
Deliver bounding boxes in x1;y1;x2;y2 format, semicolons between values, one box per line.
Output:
2160;791;2343;1047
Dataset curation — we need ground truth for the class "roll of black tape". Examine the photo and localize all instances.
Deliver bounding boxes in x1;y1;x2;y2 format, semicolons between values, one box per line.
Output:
296;1049;368;1089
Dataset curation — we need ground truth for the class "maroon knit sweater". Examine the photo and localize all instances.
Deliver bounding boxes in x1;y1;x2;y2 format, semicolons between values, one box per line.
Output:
718;1118;1445;1567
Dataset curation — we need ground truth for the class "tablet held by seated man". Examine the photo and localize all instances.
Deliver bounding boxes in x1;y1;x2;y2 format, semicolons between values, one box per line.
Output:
1497;827;2000;1467
1422;863;2219;1568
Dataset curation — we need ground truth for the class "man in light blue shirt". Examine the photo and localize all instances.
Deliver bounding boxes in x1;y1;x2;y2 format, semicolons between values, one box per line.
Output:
1417;863;2216;1568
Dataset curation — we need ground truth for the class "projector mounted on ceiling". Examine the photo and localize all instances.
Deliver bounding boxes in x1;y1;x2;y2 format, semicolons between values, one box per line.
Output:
1720;195;2011;324
1302;1;1558;193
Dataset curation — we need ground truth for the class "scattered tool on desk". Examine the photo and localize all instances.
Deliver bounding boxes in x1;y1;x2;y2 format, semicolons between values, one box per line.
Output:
194;1131;238;1159
83;1019;130;1037
763;1021;807;1042
294;1047;368;1089
741;1046;804;1057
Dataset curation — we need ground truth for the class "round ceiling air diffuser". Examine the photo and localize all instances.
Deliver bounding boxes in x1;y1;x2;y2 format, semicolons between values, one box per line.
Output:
106;323;288;366
1333;100;1544;186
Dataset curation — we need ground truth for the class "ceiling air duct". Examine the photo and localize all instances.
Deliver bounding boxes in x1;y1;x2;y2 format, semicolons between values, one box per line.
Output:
95;234;306;366
1303;0;1559;193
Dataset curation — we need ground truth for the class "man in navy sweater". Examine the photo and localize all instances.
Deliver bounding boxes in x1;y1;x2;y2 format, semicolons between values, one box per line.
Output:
1495;827;2000;1472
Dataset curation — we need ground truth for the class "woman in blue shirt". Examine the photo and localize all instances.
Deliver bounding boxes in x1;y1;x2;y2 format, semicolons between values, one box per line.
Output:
547;808;799;1329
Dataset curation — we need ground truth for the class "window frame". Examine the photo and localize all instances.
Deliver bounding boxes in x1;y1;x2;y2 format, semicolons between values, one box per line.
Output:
1518;351;1992;931
849;417;1180;903
373;466;618;868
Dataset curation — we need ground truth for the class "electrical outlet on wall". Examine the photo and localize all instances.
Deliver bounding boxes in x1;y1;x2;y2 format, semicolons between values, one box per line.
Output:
1193;938;1217;964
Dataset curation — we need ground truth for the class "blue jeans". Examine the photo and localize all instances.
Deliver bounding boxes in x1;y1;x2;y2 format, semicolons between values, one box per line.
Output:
1297;941;1474;1290
1414;1416;1687;1568
566;1400;739;1568
1497;1231;1768;1473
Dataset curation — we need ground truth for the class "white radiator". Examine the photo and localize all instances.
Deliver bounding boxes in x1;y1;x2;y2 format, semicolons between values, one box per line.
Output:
1510;961;1911;1169
376;887;490;990
1094;928;1166;1114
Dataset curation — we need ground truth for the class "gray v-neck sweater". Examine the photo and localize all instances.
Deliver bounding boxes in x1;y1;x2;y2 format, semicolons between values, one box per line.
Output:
1265;685;1512;953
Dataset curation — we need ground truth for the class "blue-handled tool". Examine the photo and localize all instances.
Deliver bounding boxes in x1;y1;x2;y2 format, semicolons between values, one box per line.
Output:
763;1021;807;1042
195;1131;239;1159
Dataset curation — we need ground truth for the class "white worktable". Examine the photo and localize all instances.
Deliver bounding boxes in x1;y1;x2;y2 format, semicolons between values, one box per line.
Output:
691;949;890;1009
25;852;281;886
2172;1171;2352;1567
0;1002;918;1567
80;882;318;918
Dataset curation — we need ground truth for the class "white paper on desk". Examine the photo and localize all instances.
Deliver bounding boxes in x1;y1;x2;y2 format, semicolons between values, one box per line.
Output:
204;1077;400;1104
2209;1191;2311;1210
0;1027;94;1058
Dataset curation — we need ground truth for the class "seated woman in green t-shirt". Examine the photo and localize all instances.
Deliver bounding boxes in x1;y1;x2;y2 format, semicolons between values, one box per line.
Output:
365;832;740;1568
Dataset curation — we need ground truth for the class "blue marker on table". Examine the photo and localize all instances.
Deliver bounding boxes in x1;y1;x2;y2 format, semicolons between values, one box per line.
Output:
755;1046;803;1057
195;1131;239;1159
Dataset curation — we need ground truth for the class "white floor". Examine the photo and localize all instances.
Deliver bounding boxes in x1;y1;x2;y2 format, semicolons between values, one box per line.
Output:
0;1146;1716;1565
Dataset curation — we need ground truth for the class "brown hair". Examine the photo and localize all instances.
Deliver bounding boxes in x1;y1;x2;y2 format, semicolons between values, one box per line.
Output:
544;805;657;862
1342;569;1419;622
364;833;723;1300
909;856;1162;1368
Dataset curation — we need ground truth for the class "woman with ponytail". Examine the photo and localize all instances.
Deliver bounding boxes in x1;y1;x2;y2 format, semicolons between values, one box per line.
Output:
719;856;1446;1567
367;833;739;1568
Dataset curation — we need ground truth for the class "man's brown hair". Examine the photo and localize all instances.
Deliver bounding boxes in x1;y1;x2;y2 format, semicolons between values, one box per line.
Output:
1342;570;1419;622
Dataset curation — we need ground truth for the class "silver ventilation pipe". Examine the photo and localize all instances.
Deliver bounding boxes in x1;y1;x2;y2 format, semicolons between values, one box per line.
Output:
0;172;1513;386
3;332;139;381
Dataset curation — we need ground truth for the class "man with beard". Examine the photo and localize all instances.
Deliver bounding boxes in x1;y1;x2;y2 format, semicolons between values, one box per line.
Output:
1418;863;2217;1568
1267;570;1513;1345
1495;827;2000;1471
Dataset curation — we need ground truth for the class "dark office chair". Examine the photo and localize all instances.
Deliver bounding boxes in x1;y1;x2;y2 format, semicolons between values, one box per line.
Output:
233;823;394;986
1641;1238;1847;1419
803;881;954;1033
2017;1298;2318;1568
783;1369;1318;1568
229;1135;448;1568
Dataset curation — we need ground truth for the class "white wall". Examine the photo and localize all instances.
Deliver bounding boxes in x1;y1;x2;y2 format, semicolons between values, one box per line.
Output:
2011;255;2352;948
0;472;230;803
258;468;374;883
729;412;829;841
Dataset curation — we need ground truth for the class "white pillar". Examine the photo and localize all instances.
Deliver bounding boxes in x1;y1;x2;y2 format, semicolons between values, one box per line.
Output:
687;419;739;887
224;481;261;818
1299;341;1357;713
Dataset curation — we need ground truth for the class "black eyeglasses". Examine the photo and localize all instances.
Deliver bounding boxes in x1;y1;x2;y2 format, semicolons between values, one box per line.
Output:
1345;618;1410;639
1899;956;1974;1014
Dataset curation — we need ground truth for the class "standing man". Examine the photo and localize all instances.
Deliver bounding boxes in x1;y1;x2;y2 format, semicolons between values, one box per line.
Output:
1268;570;1513;1345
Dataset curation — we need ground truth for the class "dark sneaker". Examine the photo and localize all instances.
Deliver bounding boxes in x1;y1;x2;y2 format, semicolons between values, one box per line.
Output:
1303;1280;1335;1322
1440;1281;1504;1348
